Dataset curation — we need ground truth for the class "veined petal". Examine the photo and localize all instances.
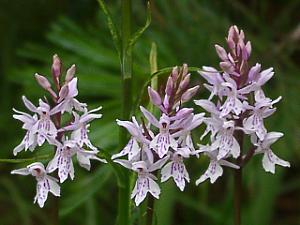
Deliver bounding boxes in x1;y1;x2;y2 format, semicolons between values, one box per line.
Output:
195;161;223;185
11;167;30;176
151;133;177;158
257;68;274;86
47;176;60;197
22;96;37;113
116;120;140;137
262;150;290;174
161;161;189;191
34;179;50;208
140;106;160;128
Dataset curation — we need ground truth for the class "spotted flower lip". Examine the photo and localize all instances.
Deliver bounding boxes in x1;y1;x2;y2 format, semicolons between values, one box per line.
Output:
111;116;151;161
140;106;179;158
46;139;104;183
114;157;169;206
252;132;290;174
13;96;58;148
11;162;60;208
195;145;239;184
161;148;191;191
59;106;102;150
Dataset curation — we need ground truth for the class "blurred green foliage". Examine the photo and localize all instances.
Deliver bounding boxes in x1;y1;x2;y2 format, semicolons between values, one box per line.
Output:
0;0;300;225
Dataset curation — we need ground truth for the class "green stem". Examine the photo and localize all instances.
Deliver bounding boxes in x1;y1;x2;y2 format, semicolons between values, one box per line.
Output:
234;118;244;225
0;154;51;163
145;42;158;225
117;1;132;225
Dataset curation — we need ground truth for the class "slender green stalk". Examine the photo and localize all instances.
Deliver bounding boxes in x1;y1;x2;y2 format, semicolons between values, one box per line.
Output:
234;118;244;225
0;154;51;163
117;1;132;225
145;42;158;225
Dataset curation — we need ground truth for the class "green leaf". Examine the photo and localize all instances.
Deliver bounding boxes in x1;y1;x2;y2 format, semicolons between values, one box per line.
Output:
0;154;51;164
60;166;112;217
97;0;121;57
127;2;151;52
97;148;127;187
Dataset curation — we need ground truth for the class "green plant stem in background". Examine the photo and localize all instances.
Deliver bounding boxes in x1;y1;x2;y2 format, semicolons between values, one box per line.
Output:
145;42;158;225
117;0;132;225
234;118;244;225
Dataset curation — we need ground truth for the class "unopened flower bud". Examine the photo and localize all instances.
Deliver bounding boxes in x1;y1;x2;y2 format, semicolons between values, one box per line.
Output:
35;73;51;90
148;86;162;106
247;63;261;82
163;95;169;110
179;73;190;91
165;76;174;96
172;108;193;120
215;44;228;61
171;66;178;81
52;54;61;78
181;85;199;102
242;41;251;60
58;85;69;103
65;64;76;83
239;29;245;41
220;61;235;74
182;64;188;77
228;25;239;42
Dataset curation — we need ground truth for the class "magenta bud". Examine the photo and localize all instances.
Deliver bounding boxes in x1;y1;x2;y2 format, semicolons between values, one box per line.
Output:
181;85;199;102
179;73;190;91
247;63;261;82
163;95;169;110
58;84;69;103
215;44;228;61
35;73;51;90
228;25;239;39
226;38;235;50
174;108;193;119
182;63;188;77
165;76;174;96
171;66;179;81
65;64;76;83
148;86;162;106
220;61;234;74
239;29;245;41
52;54;61;78
246;41;251;53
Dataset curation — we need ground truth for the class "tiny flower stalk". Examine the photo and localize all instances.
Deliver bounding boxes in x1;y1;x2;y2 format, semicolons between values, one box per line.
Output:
11;55;105;225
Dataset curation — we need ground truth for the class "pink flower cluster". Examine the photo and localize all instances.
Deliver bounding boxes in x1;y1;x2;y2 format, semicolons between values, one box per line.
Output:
113;26;290;206
11;55;105;207
195;25;289;184
112;64;204;205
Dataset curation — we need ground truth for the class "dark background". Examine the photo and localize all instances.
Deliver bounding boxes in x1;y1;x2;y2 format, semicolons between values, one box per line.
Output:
0;0;300;225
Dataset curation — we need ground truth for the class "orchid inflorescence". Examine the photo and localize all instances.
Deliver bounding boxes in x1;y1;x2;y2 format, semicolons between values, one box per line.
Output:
10;25;290;209
112;64;204;206
195;25;290;184
11;55;105;207
112;25;290;206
